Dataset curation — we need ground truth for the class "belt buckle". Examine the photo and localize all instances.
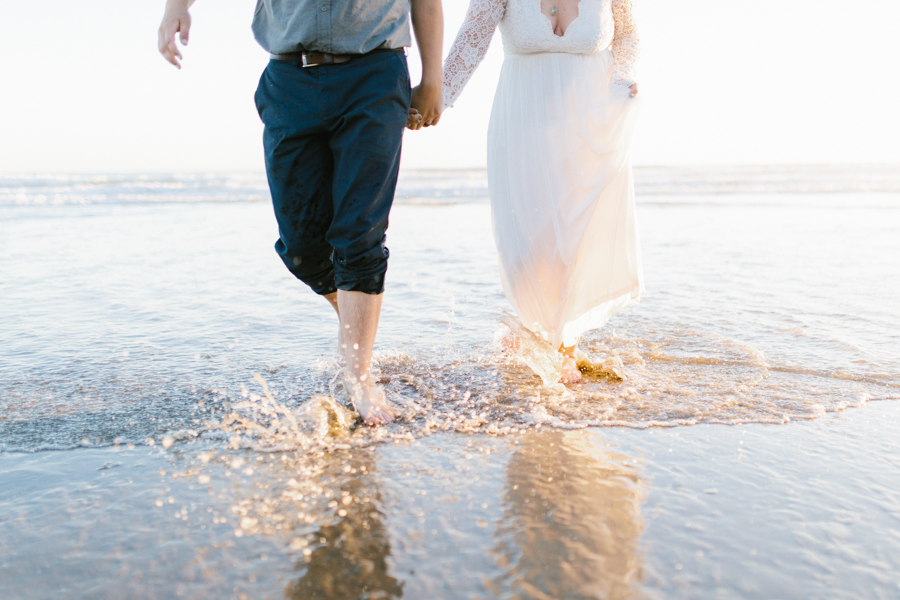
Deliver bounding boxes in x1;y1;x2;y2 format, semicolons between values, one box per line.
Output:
301;52;314;68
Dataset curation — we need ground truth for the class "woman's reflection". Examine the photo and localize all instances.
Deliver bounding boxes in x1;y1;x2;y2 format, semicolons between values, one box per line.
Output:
493;429;646;599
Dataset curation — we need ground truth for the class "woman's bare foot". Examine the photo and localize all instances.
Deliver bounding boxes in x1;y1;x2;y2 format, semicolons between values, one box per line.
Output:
500;332;522;354
342;372;398;425
559;355;583;384
558;343;583;384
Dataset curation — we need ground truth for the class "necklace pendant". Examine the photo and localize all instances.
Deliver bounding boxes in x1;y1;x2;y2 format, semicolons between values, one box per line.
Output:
551;5;558;14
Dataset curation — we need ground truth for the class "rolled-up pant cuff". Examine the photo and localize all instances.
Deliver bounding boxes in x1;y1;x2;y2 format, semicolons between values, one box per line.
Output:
288;265;337;296
334;255;388;295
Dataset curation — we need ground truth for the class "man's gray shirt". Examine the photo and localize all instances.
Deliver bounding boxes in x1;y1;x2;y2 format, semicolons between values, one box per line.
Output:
252;0;412;55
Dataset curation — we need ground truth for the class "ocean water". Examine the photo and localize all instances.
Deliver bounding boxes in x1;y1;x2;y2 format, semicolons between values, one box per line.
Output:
1;166;899;598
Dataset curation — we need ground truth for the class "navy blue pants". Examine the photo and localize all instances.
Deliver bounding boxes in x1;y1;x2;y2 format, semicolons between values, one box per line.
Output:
254;50;410;295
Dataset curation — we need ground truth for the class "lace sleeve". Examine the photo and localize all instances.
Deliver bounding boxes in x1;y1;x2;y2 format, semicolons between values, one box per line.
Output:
610;0;639;86
442;0;506;109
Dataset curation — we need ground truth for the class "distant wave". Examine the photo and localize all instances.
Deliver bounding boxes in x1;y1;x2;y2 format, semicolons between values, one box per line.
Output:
0;173;270;207
2;165;899;207
634;164;900;196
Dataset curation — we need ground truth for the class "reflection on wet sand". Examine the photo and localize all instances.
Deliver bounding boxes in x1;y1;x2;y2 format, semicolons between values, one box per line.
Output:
215;387;404;599
283;451;402;600
219;408;644;599
493;430;646;599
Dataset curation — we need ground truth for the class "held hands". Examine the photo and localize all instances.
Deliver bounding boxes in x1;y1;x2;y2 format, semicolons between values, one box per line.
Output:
158;2;193;68
406;82;443;130
629;83;639;98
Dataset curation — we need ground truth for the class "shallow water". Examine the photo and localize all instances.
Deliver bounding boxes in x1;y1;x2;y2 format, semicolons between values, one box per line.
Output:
2;170;898;451
1;168;899;597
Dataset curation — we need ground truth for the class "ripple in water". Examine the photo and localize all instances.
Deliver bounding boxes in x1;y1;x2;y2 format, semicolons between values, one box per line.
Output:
218;316;896;463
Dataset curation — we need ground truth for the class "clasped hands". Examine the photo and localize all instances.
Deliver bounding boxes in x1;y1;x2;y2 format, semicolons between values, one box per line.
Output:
406;81;443;130
405;81;636;129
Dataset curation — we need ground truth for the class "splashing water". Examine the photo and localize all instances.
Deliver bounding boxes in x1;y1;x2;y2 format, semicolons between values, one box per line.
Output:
498;313;565;389
221;374;356;452
2;175;898;451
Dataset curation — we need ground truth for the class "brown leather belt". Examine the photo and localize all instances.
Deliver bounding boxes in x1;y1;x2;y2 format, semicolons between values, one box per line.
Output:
269;48;401;68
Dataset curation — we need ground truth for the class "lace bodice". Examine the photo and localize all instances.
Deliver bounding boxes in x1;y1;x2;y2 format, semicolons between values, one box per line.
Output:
443;0;639;108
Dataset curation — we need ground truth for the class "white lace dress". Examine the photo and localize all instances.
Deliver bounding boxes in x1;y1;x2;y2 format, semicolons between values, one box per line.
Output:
444;0;643;348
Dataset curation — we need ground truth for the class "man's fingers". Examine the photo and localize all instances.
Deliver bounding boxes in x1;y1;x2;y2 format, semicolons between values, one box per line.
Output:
158;22;175;54
158;15;188;67
161;48;180;68
421;110;442;127
406;99;443;130
180;16;191;45
163;23;182;68
165;49;181;68
168;39;183;61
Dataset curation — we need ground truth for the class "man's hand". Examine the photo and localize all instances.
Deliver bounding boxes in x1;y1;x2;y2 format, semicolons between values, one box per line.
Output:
158;0;196;68
407;83;443;130
409;0;443;130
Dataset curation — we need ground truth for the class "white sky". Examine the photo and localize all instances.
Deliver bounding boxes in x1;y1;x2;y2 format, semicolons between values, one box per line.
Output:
1;0;898;173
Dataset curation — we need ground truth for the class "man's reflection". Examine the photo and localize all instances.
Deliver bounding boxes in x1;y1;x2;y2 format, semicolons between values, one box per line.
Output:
285;451;403;600
493;429;646;599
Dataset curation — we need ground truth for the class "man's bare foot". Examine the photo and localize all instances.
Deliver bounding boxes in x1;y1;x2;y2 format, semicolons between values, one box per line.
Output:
559;355;583;384
342;372;398;425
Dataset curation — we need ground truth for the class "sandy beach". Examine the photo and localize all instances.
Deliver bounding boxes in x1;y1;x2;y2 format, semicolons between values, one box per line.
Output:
1;168;899;598
3;405;900;598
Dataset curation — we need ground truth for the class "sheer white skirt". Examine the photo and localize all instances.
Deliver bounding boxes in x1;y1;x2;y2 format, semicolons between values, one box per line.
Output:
488;49;643;349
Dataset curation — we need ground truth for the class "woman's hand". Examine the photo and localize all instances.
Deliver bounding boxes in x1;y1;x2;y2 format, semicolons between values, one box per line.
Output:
629;83;639;98
407;108;424;130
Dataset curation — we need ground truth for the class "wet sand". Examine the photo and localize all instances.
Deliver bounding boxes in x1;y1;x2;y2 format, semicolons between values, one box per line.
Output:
3;402;900;598
2;170;899;597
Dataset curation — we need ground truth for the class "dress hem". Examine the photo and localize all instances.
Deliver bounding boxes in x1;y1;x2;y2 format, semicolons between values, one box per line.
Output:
558;285;643;348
